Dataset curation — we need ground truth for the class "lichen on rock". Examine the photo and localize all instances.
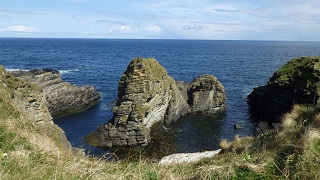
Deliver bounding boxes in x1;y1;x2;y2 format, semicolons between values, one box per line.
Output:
96;57;226;147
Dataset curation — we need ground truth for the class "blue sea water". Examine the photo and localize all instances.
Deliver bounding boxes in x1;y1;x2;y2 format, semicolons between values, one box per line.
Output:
1;38;320;157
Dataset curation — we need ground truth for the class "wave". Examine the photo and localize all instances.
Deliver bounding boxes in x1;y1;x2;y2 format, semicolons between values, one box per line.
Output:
59;69;79;74
6;68;79;75
5;68;28;72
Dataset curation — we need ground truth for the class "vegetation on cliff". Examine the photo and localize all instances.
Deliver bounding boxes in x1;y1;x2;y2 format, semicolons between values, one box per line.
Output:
248;56;320;121
269;56;320;101
214;104;320;179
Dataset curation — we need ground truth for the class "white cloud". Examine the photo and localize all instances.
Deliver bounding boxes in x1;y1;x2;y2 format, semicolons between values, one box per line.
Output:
145;26;162;33
95;19;129;25
0;25;38;33
118;25;132;33
105;25;163;35
183;24;204;31
1;0;319;40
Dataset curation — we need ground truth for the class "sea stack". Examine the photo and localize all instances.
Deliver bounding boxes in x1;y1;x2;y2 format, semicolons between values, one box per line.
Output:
97;57;226;147
248;56;320;122
188;74;226;114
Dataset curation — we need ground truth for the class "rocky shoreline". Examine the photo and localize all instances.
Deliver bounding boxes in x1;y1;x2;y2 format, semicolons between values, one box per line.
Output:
6;56;319;163
2;56;319;166
9;69;101;118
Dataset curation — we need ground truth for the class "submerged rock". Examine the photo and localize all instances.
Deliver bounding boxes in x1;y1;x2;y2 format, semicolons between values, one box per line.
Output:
248;56;320;122
9;69;100;117
234;123;244;130
96;57;226;147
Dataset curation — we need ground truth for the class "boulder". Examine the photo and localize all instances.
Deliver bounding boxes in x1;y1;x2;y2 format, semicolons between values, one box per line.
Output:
234;123;244;130
248;56;320;122
159;149;221;164
97;57;226;147
253;121;272;136
9;69;101;117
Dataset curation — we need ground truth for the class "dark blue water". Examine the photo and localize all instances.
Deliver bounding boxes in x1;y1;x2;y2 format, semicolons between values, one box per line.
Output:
1;38;320;156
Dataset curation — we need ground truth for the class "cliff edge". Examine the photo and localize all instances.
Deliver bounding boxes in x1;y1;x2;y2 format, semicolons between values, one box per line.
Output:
0;65;74;157
248;56;320;122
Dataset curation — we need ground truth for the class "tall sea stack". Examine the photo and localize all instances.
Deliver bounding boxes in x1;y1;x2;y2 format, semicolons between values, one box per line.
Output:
97;57;226;147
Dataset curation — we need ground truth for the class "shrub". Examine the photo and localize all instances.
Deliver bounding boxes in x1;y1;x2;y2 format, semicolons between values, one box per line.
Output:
219;139;231;152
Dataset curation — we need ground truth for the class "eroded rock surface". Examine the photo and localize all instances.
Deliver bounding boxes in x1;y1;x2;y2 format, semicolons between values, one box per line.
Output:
97;57;226;147
9;69;101;117
188;74;226;114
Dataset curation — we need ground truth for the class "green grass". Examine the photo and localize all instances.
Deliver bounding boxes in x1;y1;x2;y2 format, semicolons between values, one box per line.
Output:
269;57;320;100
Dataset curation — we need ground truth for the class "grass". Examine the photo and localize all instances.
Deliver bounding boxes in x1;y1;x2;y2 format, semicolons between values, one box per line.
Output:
268;57;320;104
214;104;320;179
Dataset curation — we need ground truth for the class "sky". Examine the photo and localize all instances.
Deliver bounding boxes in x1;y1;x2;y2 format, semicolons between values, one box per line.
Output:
0;0;320;41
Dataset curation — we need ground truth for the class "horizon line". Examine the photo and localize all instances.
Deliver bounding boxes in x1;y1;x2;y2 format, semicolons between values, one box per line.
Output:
0;37;319;42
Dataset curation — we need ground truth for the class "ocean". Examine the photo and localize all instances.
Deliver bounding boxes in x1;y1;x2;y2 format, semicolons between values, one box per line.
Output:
1;38;320;157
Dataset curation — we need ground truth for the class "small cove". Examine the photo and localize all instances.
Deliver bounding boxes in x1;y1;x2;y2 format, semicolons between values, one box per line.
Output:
1;38;320;159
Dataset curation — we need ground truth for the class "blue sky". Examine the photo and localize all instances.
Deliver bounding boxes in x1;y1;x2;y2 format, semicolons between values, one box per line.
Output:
0;0;319;40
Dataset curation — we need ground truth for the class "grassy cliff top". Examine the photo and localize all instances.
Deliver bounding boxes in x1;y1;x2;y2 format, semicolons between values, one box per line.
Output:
269;56;320;90
124;57;167;80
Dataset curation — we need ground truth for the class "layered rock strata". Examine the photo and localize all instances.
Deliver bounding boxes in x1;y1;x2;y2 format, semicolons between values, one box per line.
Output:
97;57;226;147
188;75;226;114
248;56;320;122
9;69;101;117
0;66;73;152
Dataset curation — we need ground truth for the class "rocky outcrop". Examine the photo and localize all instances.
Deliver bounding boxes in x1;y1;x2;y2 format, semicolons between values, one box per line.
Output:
9;69;101;117
248;57;320;122
253;121;281;136
96;57;226;147
0;66;73;153
1;68;53;124
187;75;226;114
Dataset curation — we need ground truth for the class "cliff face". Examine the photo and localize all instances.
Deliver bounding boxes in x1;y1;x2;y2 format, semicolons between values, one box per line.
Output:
248;56;320;121
97;57;226;147
0;66;73;155
9;69;101;117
